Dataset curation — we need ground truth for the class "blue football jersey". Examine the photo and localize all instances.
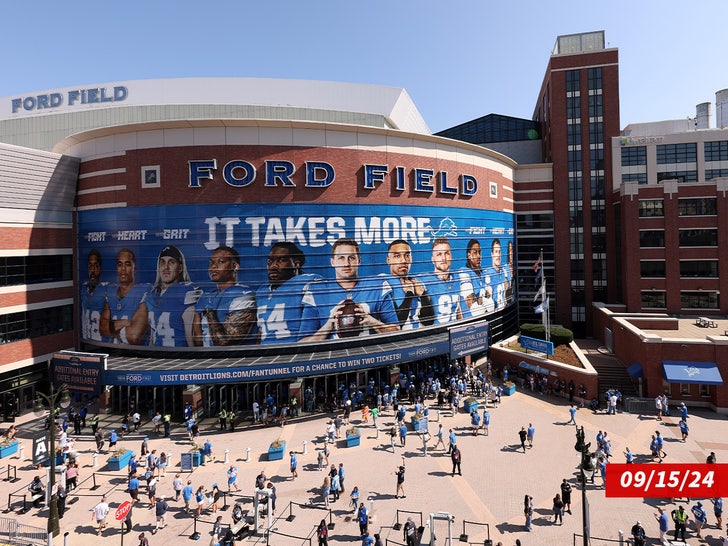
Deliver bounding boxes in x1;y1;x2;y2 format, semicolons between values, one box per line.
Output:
418;272;460;325
256;273;320;344
378;273;422;330
457;268;494;317
195;284;257;346
80;282;109;342
106;284;149;344
487;267;508;310
145;282;201;347
300;276;398;339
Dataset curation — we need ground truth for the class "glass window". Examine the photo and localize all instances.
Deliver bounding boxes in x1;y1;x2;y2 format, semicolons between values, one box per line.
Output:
704;140;728;162
568;149;582;171
570;206;583;228
592;203;605;228
656;143;697;164
680;384;691;395
590;148;604;171
639;230;665;248
588;94;603;118
516;214;554;230
592;258;606;281
677;198;716;216
657;170;698;183
0;304;73;344
566;70;580;93
569;175;582;201
622;173;647;185
570;232;583;255
638;199;664;217
589;122;604;145
680;260;718;277
567;97;581;120
678;229;717;247
706;168;728;180
680;291;719;309
0;255;73;287
587;67;602;90
621;146;646;166
590;174;604;199
640;261;666;277
641;291;666;308
699;384;710;397
567;122;581;145
592;233;606;253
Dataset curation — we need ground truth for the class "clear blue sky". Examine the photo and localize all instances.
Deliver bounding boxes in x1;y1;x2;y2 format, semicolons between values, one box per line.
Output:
2;0;726;133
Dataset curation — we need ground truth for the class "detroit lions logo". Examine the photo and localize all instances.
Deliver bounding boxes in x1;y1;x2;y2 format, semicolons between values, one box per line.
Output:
429;218;458;238
684;365;700;377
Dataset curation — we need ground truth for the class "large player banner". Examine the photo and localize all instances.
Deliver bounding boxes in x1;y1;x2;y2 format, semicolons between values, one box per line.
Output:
78;203;514;349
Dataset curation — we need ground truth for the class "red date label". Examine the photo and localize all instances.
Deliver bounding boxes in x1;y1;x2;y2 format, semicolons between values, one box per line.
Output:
606;464;728;497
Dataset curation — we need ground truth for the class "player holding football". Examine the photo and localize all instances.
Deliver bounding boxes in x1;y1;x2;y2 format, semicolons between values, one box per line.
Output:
300;238;399;341
192;246;257;346
256;242;320;344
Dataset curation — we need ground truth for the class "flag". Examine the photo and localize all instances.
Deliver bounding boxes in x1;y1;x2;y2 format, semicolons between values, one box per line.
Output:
533;283;546;302
532;257;541;272
534;265;543;288
534;296;549;314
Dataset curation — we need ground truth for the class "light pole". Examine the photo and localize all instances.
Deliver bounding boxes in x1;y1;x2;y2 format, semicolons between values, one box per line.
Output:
33;383;71;539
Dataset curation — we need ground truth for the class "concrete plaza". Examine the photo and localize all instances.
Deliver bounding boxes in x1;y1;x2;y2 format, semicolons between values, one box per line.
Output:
2;386;726;546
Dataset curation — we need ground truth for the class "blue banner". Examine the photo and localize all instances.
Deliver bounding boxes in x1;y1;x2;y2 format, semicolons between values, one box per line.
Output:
52;351;106;396
79;202;514;350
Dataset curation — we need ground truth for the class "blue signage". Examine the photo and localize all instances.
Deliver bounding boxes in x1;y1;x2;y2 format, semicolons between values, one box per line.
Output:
11;86;128;113
520;335;554;356
449;322;489;359
104;339;450;385
52;351;106;396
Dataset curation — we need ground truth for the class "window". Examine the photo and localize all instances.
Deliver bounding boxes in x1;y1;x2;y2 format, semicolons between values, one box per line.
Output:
678;229;717;247
589;122;604;145
590;174;604;199
656;143;697;164
570;232;583;255
0;255;72;287
592;203;606;228
622;173;647;185
587;67;602;91
517;214;554;230
641;291;666;308
680;291;719;309
588;94;603;118
0;304;73;344
639;230;665;248
680;260;718;278
640;261;665;278
568;149;582;171
592;233;606;253
699;384;710;397
678;198;716;216
567;97;581;120
680;384;691;396
592;258;606;281
706;168;728;180
590;148;604;171
567;122;581;145
621;147;646;166
566;70;580;93
638;199;664;217
704;140;728;162
657;170;698;183
569;206;583;228
141;166;161;188
569;175;582;201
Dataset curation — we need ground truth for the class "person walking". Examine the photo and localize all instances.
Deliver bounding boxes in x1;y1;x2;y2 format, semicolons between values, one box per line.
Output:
448;429;456;454
153;496;168;534
524;495;533;531
182;480;194;513
482;409;490;436
568;405;577;425
451;445;462;476
692;501;707;538
433;424;445;450
124;498;136;534
317;518;329;546
399;422;407;447
518;426;527;453
322;476;330;508
128;472;140;501
172;474;183;502
679;418;689;441
655;395;663;421
350;486;360;513
331;472;341;502
395;460;406;498
403;516;419;546
552;493;564;524
389;425;397;453
357;503;369;535
560;479;572;514
713;497;723;529
290;452;298;479
654;506;669;544
227;465;240;492
526;423;535;448
92;496;110;536
138;532;149;546
338;463;346;493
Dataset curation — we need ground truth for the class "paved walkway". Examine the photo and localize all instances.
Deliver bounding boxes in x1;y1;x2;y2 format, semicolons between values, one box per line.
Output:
1;388;726;546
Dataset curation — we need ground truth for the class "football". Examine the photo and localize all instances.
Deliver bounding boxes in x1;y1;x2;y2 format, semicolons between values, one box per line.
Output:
337;299;362;338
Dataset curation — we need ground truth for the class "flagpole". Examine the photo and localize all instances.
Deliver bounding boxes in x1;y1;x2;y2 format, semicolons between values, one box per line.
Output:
540;249;550;342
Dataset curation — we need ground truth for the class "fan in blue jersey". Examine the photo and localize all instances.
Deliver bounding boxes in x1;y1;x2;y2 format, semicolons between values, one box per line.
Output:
458;239;494;318
256;242;320;345
300;238;399;341
80;249;111;342
192;246;257;346
100;248;149;344
379;239;434;330
487;238;508;311
418;237;461;325
125;246;201;346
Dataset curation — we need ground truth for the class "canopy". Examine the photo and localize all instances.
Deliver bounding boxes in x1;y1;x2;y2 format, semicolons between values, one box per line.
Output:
662;360;723;385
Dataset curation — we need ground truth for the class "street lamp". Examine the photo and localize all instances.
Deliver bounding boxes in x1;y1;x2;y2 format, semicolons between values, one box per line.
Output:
33;383;71;538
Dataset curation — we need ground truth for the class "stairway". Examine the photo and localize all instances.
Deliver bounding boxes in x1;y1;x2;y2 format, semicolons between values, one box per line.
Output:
576;341;638;399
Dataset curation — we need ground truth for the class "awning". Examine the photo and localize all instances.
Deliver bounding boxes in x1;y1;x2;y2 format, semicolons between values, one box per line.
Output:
662;360;724;385
626;362;643;378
